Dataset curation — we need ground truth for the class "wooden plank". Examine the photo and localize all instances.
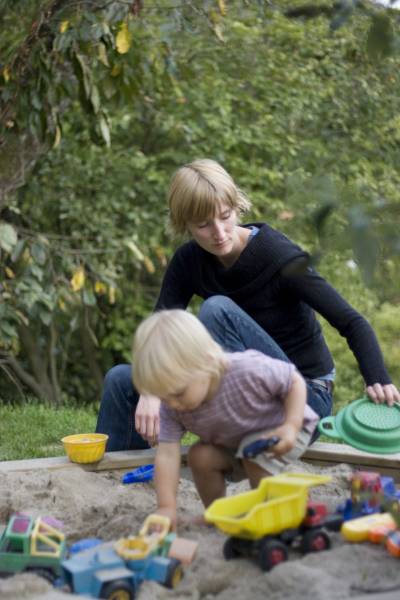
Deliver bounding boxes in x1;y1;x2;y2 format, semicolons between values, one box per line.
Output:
0;447;191;474
0;448;158;474
303;442;400;482
351;593;400;600
0;442;399;480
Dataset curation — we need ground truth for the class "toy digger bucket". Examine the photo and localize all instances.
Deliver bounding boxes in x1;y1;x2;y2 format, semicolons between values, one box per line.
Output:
205;473;331;541
114;514;171;561
139;514;171;542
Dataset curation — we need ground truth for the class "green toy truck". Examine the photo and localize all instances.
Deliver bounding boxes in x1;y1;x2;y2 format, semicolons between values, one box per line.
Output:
0;513;67;582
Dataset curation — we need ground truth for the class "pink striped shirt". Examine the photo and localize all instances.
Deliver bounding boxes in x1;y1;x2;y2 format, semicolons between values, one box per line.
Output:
159;350;318;448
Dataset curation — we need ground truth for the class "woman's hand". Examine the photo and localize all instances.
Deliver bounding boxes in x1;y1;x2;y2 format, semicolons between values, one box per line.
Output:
135;394;161;445
366;383;400;406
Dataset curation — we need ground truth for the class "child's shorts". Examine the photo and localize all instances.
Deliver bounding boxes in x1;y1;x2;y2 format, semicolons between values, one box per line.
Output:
227;427;313;481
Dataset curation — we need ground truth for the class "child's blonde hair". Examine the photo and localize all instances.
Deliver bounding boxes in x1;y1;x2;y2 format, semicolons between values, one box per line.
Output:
168;159;251;235
132;309;226;398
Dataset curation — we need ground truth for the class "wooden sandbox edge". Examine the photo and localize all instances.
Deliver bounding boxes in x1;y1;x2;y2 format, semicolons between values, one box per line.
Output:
0;443;399;481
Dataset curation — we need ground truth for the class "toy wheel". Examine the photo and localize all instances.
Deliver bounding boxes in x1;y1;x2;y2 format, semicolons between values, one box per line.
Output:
386;530;400;558
223;537;243;560
164;558;183;589
26;567;57;584
258;539;288;571
301;529;331;554
100;579;135;600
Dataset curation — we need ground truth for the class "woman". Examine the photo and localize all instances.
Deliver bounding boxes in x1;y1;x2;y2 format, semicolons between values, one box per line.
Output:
96;159;399;451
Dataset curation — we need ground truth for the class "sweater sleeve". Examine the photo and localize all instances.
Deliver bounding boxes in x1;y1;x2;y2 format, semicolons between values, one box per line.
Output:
154;245;195;311
159;404;185;443
280;264;391;386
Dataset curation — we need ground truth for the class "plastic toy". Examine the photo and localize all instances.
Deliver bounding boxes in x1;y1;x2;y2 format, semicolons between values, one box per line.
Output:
367;498;400;558
341;502;400;558
242;436;280;459
168;537;198;566
0;513;67;582
337;471;400;521
122;464;154;484
385;530;400;557
339;472;400;560
60;514;197;599
69;538;102;554
341;512;396;543
61;433;108;463
318;396;400;454
205;473;341;571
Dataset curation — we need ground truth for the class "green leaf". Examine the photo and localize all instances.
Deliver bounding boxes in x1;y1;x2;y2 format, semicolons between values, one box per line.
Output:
83;289;96;306
0;320;17;338
90;85;100;114
39;308;52;326
30;263;44;281
99;114;111;146
31;242;47;265
11;239;25;262
0;222;18;253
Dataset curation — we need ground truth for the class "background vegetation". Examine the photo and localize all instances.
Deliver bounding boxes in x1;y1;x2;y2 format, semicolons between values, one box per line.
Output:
0;1;399;459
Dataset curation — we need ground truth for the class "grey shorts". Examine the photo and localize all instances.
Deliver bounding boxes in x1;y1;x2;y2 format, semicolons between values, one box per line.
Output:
227;428;313;481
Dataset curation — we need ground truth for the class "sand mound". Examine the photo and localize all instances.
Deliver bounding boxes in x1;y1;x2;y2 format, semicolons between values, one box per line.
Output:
1;461;400;600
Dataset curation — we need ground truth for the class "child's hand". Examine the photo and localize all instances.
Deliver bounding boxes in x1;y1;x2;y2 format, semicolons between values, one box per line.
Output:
156;507;177;531
265;423;298;456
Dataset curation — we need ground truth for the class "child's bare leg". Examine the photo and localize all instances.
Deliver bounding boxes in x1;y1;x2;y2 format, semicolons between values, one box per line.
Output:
188;442;234;507
242;459;270;489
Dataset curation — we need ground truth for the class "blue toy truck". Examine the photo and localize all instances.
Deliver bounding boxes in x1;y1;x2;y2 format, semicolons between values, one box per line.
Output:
59;514;183;599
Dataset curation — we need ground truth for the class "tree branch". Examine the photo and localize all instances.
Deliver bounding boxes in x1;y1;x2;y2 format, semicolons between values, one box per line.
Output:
3;354;45;399
49;320;62;405
0;361;26;401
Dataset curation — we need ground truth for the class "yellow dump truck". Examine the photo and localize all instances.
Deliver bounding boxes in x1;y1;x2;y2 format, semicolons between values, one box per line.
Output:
205;473;341;571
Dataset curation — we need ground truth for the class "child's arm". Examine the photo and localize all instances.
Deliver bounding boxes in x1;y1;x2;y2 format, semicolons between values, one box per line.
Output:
268;370;307;456
154;441;181;530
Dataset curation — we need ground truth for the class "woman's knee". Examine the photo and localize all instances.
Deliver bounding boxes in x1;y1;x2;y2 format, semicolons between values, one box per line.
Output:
198;295;235;325
103;363;132;392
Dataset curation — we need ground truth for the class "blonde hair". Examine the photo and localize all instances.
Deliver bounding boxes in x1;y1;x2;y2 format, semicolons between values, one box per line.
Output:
132;309;226;398
168;159;251;234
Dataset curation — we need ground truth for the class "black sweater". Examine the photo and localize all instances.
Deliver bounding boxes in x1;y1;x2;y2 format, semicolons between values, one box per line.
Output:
155;223;390;385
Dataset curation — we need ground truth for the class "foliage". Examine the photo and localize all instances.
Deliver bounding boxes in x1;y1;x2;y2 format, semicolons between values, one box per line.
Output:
0;0;399;405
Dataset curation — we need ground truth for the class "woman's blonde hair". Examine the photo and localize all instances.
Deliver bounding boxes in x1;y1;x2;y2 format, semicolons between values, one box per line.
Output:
132;309;226;398
168;159;251;234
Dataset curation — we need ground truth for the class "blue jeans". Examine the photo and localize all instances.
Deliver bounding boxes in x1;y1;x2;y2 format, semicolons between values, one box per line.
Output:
96;296;332;451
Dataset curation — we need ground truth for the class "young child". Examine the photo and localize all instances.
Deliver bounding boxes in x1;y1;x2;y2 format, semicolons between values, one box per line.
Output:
132;309;319;530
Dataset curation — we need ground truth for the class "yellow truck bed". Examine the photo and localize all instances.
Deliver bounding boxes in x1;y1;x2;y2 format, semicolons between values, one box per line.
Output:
205;473;331;540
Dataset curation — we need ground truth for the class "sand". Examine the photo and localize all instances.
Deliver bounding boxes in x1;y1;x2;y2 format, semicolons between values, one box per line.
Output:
1;460;400;600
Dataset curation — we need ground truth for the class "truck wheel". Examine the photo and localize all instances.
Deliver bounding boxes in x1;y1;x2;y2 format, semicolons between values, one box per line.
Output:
164;558;183;589
223;537;242;560
258;539;288;571
26;568;57;584
100;580;135;600
301;529;331;554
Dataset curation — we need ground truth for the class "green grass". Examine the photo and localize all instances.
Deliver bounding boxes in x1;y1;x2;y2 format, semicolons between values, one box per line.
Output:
0;400;333;462
0;400;198;461
0;401;97;461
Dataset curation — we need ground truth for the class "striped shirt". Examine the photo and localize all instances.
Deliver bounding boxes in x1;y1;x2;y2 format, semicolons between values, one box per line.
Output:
159;350;318;448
